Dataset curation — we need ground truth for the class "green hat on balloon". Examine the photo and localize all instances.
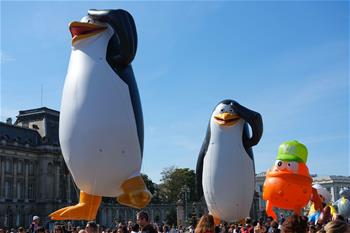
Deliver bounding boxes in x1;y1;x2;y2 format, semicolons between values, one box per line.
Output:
276;140;308;163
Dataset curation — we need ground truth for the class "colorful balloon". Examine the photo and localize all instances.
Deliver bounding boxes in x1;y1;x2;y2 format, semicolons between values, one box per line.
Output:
50;9;151;220
308;184;334;224
334;188;350;218
263;141;322;220
196;100;263;222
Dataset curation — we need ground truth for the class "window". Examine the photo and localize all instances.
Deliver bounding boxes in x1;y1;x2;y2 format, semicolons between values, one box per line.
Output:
17;161;23;174
28;183;35;200
47;163;53;175
5;180;12;199
5;160;12;174
17;181;24;200
28;163;34;176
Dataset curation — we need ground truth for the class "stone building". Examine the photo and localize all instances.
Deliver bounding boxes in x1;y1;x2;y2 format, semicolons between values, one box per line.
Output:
0;107;205;229
0;107;77;228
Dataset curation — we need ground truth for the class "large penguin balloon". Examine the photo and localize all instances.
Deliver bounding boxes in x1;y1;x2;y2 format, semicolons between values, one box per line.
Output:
50;9;151;220
196;100;263;222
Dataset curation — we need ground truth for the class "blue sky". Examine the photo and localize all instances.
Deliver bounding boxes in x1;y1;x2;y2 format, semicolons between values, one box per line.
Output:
1;1;349;183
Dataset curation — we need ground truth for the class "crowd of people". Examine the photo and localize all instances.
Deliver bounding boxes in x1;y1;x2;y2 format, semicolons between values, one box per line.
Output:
0;211;349;233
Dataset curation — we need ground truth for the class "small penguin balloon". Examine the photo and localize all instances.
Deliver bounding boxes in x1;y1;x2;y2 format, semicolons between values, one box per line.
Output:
50;9;151;220
196;100;263;223
263;141;322;220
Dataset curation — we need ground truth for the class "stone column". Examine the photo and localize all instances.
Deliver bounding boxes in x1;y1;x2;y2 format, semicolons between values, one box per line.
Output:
67;174;71;203
24;162;29;202
13;159;17;202
177;200;185;227
56;165;60;201
0;157;5;201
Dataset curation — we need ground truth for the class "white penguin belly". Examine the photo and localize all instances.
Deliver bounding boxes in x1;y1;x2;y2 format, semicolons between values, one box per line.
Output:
202;126;255;221
59;48;141;197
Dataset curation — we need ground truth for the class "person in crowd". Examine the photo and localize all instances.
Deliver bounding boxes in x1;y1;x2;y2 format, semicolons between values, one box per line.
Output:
55;225;64;233
36;227;45;233
17;227;25;233
241;217;254;233
131;224;139;233
254;218;266;233
323;217;350;233
137;211;157;233
117;226;128;233
162;225;169;233
269;221;280;233
265;217;273;233
78;229;86;233
85;222;98;233
0;229;4;233
30;216;40;233
308;225;316;233
195;214;215;233
280;214;308;233
178;225;184;233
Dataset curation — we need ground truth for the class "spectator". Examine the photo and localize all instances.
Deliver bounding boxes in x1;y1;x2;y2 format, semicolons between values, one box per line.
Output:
86;222;98;233
117;226;128;233
162;226;169;233
137;211;157;233
30;216;40;233
324;219;350;233
195;214;215;233
36;227;45;233
131;224;139;233
241;217;254;233
18;228;25;233
270;221;280;233
280;214;308;233
55;226;64;233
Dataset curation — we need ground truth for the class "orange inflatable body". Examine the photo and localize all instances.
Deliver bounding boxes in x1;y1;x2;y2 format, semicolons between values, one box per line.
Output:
263;162;322;219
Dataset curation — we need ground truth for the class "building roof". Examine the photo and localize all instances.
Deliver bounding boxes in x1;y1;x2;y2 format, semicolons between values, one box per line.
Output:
0;121;41;145
1;107;60;148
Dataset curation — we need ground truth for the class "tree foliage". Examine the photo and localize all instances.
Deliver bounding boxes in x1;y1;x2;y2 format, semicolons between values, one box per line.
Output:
159;166;198;203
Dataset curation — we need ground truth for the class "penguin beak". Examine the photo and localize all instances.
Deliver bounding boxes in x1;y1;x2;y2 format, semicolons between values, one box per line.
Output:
69;22;107;45
214;113;240;127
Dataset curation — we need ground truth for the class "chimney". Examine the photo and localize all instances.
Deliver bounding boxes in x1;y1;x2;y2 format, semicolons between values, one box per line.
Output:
6;117;12;125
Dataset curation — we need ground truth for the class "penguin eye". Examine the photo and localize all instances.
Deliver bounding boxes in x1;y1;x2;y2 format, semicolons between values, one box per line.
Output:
274;160;286;170
229;109;233;112
220;109;224;113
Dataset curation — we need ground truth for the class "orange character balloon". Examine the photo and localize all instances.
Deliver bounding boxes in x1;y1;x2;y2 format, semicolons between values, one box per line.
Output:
263;140;322;220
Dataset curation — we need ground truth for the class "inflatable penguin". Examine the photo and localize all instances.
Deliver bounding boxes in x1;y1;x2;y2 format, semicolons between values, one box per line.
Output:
50;9;151;220
196;100;263;222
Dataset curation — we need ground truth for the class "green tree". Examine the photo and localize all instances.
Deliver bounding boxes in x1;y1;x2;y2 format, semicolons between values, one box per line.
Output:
159;166;198;203
141;173;166;203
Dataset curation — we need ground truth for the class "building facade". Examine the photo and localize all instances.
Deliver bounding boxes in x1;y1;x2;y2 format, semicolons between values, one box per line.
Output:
0;108;78;228
0;107;206;229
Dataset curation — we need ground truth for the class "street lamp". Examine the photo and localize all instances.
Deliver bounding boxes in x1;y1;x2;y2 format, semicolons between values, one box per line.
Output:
181;185;190;225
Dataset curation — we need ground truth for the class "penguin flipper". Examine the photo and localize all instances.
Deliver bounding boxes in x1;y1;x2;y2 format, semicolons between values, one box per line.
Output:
196;123;211;199
88;9;137;68
233;102;263;148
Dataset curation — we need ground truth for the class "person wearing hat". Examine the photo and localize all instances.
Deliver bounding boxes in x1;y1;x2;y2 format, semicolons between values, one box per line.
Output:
30;216;40;233
263;140;323;220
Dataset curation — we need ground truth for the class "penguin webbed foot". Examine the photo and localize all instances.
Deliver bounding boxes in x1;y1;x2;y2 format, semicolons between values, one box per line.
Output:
49;191;101;220
117;176;152;209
